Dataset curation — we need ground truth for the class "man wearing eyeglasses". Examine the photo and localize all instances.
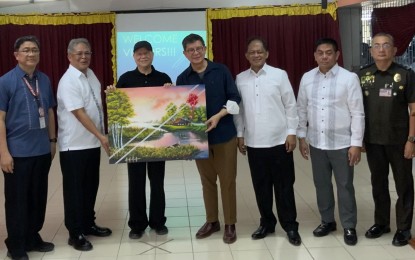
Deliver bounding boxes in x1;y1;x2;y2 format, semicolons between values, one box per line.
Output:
57;38;112;252
176;33;241;244
0;35;56;260
359;33;415;246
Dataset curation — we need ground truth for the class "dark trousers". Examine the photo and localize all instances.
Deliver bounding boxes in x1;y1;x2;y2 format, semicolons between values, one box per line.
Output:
60;147;100;237
3;154;51;256
365;143;414;230
247;145;299;232
127;161;166;231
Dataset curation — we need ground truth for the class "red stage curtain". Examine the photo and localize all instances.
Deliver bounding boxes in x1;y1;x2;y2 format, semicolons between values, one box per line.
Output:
372;2;415;56
207;4;340;96
0;13;115;131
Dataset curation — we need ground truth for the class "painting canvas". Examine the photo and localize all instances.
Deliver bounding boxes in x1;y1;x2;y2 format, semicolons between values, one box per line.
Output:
107;84;208;164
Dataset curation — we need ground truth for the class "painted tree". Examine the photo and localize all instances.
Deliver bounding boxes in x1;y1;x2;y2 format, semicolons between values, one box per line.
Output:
107;90;134;149
186;93;198;120
194;106;207;123
161;102;177;124
177;103;191;120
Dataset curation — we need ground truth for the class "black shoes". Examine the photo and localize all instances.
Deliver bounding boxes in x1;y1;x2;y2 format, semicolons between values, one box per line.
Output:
313;222;337;237
392;229;411;246
84;225;112;237
129;229;144;239
251;226;275;240
68;234;93;251
287;230;302;246
365;224;391;239
365;225;411;246
344;228;358;245
155;225;169;235
68;224;110;251
251;226;301;246
27;238;55;252
6;251;28;260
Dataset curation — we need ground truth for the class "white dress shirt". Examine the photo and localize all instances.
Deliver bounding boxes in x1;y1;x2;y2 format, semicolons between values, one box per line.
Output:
57;65;102;151
234;64;298;147
297;64;364;150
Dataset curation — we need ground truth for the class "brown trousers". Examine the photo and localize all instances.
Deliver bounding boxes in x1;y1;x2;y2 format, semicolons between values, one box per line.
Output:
196;137;237;225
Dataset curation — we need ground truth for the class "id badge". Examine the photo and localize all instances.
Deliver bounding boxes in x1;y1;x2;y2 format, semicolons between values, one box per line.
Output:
379;88;392;97
39;116;46;129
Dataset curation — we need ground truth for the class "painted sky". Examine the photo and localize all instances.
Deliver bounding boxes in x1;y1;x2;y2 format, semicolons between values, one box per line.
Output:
120;85;206;124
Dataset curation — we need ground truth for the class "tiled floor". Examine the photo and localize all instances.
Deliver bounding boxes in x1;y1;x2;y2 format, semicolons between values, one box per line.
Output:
1;149;415;260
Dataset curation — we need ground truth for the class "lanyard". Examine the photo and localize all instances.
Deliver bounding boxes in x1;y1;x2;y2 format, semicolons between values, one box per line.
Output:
22;76;44;117
22;76;39;98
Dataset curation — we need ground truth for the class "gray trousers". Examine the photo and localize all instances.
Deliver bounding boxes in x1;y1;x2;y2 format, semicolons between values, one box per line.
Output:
309;146;357;229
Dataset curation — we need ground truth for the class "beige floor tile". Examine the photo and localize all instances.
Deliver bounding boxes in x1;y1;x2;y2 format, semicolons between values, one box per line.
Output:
0;150;413;259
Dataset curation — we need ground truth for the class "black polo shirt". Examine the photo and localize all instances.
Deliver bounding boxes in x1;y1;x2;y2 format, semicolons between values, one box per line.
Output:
116;65;172;88
359;62;415;144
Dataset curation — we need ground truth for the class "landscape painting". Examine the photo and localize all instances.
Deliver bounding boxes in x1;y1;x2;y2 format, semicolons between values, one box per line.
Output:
107;84;208;164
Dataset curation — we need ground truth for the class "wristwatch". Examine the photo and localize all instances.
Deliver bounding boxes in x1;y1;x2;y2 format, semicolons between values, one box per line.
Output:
408;136;415;143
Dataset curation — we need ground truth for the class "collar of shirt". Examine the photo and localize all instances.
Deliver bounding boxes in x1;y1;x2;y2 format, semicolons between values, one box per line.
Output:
68;64;91;79
15;65;38;79
249;63;271;76
185;59;218;77
135;65;155;77
316;63;340;77
369;62;397;76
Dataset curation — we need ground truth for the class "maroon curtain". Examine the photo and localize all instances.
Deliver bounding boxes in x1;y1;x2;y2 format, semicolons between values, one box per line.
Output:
0;23;113;130
372;3;415;56
211;13;341;96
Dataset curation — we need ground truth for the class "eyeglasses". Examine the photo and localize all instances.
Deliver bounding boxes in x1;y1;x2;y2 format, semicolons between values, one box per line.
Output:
18;48;40;55
372;43;392;50
185;46;205;54
73;51;92;57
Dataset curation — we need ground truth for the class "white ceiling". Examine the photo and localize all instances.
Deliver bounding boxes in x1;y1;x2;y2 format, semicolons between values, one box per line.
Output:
0;0;329;13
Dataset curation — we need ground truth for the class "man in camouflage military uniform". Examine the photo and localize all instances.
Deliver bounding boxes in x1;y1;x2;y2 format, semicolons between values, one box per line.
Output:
360;32;415;247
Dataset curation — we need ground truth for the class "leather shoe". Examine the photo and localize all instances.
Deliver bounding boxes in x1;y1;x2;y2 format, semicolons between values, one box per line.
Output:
27;238;54;252
344;228;358;245
196;221;220;239
129;229;144;239
7;251;29;260
313;222;336;237
155;225;169;235
287;230;302;246
223;224;236;244
68;234;93;251
85;224;112;237
365;224;391;238
251;226;275;240
392;229;411;246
